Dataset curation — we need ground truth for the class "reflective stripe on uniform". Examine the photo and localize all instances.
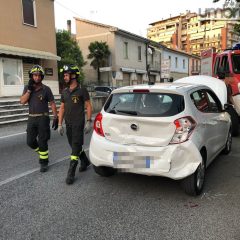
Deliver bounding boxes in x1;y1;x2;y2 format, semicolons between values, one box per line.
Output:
39;150;48;160
39;150;49;155
71;155;79;161
39;155;48;160
35;147;39;152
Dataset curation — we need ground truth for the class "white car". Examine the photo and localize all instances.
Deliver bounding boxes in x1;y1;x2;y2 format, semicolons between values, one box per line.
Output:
89;76;232;196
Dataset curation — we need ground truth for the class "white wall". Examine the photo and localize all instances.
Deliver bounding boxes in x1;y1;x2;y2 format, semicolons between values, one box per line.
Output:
163;50;189;74
114;35;146;71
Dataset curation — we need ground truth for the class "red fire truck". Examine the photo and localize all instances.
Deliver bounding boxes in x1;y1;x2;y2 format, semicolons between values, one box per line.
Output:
201;45;240;136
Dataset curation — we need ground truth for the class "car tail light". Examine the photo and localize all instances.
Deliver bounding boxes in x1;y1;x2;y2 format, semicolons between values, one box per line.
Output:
170;116;196;144
94;113;105;137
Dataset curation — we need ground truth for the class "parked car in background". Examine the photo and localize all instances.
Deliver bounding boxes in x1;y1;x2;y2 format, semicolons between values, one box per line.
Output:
90;77;232;196
94;86;116;97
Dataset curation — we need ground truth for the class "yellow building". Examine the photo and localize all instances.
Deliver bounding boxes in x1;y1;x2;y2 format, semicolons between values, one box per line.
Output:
147;10;239;56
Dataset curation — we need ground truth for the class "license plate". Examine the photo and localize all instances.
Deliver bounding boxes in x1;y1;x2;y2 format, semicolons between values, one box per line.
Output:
113;152;151;169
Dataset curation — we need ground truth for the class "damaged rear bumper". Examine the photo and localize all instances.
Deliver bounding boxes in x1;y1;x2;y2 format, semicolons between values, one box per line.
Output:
89;133;202;180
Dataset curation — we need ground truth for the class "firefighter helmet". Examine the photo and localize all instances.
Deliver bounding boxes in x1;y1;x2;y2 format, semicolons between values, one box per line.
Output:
29;65;45;80
60;64;80;78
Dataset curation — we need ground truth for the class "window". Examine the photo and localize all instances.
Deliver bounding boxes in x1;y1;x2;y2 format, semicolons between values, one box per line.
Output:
221;55;230;73
175;57;178;68
22;0;36;26
2;58;23;86
124;42;128;59
191;89;222;113
214;57;221;75
138;46;142;61
183;59;186;69
205;90;222;112
169;56;171;67
192;59;195;71
191;90;209;112
104;93;185;117
232;54;240;73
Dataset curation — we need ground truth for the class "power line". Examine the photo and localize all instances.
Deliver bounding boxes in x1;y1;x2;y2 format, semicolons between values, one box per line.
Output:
55;0;85;19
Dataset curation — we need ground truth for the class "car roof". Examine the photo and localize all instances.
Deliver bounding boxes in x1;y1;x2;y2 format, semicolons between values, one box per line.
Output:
112;82;200;95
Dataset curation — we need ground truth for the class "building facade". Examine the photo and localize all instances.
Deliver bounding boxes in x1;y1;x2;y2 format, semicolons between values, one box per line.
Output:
0;0;60;97
75;18;200;87
147;9;239;56
75;18;150;87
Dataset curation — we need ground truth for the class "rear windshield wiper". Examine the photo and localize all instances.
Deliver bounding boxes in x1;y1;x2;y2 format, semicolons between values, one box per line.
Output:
116;110;138;115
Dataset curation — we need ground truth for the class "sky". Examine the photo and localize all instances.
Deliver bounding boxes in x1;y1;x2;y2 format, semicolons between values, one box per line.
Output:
54;0;223;36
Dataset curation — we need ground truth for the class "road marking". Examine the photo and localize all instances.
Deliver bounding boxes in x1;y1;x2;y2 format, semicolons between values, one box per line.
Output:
0;128;61;139
0;132;26;139
0;148;89;187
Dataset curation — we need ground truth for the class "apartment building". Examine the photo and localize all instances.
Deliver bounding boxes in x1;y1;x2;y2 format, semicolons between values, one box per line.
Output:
0;0;60;97
147;9;239;56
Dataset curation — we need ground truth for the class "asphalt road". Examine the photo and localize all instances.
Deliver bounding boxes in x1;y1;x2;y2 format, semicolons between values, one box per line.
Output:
0;123;240;240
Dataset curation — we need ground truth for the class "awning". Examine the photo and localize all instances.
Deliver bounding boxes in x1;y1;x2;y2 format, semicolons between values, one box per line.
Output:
136;69;147;74
0;44;61;61
99;66;112;72
120;67;135;73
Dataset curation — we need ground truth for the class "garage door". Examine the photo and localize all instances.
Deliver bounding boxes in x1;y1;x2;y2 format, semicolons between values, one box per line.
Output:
137;74;142;84
123;73;130;86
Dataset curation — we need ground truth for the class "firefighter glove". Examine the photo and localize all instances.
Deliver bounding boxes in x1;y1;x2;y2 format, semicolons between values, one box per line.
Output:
52;116;59;130
27;79;34;92
58;125;64;136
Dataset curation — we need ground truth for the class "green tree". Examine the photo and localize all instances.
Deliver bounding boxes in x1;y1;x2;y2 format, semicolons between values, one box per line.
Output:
234;22;240;35
56;30;85;86
87;41;110;85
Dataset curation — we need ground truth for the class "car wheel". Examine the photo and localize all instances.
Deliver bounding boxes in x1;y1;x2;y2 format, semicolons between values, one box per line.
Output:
222;129;232;155
226;106;239;137
181;157;205;196
93;165;116;177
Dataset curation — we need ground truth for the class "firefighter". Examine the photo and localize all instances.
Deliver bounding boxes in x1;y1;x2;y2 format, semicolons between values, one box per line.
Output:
20;65;58;172
58;64;92;185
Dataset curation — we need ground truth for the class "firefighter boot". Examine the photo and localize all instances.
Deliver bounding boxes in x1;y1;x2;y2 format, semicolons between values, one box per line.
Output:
66;160;78;184
79;151;91;172
40;161;48;173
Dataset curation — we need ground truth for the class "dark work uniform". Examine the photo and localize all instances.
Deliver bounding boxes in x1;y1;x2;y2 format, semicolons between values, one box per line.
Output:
227;84;233;104
23;84;54;164
61;85;90;160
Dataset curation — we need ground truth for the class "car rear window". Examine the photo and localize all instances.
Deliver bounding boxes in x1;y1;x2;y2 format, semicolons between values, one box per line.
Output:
104;92;185;117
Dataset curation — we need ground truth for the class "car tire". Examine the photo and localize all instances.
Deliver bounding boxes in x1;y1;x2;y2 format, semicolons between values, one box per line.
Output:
93;165;116;177
222;129;232;155
181;156;205;196
226;106;239;137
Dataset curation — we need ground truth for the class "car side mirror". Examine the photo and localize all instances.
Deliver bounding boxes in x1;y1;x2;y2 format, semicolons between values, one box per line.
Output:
217;67;226;80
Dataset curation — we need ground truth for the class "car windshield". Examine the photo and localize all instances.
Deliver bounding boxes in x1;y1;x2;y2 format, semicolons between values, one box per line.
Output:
104;92;185;117
232;54;240;74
